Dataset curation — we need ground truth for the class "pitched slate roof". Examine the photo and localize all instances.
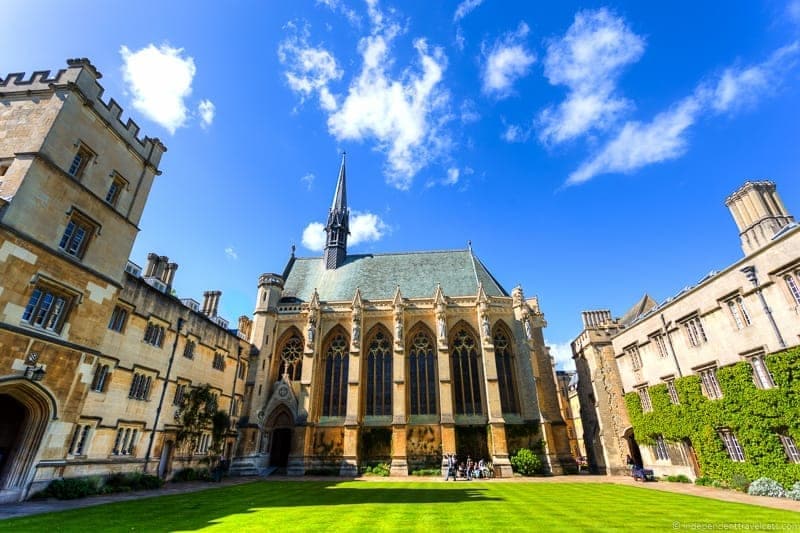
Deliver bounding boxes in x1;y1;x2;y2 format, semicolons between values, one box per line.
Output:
281;249;508;302
619;294;658;326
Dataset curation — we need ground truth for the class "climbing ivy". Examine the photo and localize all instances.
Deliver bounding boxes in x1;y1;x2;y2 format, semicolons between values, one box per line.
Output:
624;347;800;487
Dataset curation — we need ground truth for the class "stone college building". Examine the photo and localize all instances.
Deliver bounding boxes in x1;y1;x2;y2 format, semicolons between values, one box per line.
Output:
0;59;570;501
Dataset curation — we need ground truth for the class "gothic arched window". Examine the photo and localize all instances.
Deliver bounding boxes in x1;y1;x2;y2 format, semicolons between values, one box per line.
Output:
365;329;392;416
278;334;303;381
451;326;483;415
322;332;349;417
408;328;438;415
493;327;519;414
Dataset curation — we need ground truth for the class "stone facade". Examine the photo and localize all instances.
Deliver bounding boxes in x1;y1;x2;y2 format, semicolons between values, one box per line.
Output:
0;60;251;502
571;181;800;479
233;157;572;478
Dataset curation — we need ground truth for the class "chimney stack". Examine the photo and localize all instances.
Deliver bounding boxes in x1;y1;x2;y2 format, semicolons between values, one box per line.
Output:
145;253;159;277
163;262;179;290
202;290;222;318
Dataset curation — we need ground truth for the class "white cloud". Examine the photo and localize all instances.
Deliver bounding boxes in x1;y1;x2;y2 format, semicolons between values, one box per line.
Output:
502;123;530;143
444;167;460;185
301;211;388;251
460;99;480;123
350;211;388;245
278;23;343;111
280;4;453;189
301;172;315;190
567;96;700;186
317;0;361;26
538;9;644;145
302;222;327;251
327;32;450;189
454;0;484;22
198;99;215;128
708;42;799;113
224;247;238;260
547;340;575;371
120;44;198;134
482;22;536;97
566;42;800;186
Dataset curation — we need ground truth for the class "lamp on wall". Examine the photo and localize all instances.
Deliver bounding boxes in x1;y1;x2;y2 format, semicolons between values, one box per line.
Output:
23;352;46;381
23;365;46;381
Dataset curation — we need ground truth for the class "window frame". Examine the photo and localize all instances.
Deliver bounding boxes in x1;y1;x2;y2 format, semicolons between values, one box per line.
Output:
665;378;680;405
747;353;775;390
67;143;95;178
637;386;653;413
625;343;643;371
107;305;129;333
718;428;745;462
69;423;93;456
681;315;708;347
364;327;393;417
778;433;800;464
128;372;153;401
407;328;438;416
143;322;166;347
21;282;77;334
698;366;723;400
59;209;99;260
105;172;128;207
654;435;670;461
91;363;111;393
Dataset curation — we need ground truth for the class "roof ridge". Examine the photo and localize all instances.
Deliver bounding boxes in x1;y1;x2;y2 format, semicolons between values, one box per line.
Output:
292;248;471;260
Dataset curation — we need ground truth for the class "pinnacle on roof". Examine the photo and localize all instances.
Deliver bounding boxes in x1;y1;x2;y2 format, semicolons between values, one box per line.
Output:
331;152;347;212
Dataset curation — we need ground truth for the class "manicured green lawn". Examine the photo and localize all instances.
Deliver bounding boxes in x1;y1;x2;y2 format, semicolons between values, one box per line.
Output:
2;481;798;532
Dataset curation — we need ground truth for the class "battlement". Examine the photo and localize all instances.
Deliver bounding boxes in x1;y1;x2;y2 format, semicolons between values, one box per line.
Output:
0;58;166;162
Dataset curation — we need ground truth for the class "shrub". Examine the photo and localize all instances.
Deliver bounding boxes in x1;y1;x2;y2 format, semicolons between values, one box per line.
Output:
747;477;786;498
786;482;800;501
731;474;750;492
42;477;101;500
305;467;340;476
666;475;690;483
510;448;544;476
694;476;713;486
363;463;390;476
172;468;199;482
411;468;441;476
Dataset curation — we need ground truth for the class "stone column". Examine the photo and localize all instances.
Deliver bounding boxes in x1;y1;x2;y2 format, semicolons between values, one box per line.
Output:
289;293;320;476
341;308;362;476
390;302;408;476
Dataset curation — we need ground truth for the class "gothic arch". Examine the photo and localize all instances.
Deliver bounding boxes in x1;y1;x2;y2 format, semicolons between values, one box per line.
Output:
275;326;304;382
492;321;520;414
406;323;438;416
448;320;484;416
363;324;392;417
0;378;56;501
319;325;350;417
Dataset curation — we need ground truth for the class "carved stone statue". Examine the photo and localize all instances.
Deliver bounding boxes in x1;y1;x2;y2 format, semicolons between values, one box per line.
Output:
306;320;316;348
481;313;490;338
352;319;361;347
394;314;403;342
437;314;446;340
523;316;532;340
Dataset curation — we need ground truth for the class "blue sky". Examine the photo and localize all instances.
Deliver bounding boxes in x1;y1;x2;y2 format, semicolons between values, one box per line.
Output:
3;1;799;369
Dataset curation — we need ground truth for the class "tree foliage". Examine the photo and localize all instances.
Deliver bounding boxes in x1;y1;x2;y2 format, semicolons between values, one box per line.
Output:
176;384;230;459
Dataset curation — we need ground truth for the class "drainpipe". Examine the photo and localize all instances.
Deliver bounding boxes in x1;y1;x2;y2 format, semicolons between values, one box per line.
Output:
660;314;683;378
144;316;184;474
740;265;786;349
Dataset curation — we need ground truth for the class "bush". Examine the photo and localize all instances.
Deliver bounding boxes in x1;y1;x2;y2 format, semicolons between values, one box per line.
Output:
666;475;690;483
786;482;800;501
172;468;212;482
747;477;786;498
694;476;713;486
363;463;390;476
41;477;101;500
411;468;441;476
510;448;544;476
731;474;750;492
305;467;340;476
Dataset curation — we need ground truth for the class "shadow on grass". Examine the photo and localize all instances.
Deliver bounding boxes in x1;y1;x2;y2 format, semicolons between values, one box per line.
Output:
2;481;504;532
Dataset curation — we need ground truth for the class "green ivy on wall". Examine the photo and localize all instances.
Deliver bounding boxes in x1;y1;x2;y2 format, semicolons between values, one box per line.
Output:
624;347;800;486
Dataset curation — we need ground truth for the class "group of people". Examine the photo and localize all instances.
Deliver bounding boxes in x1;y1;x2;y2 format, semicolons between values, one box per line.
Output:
444;453;492;481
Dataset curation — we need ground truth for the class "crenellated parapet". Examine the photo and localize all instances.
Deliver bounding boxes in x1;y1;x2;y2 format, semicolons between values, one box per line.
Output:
0;58;166;162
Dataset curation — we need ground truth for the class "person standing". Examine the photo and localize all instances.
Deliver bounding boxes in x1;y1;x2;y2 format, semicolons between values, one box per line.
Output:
445;453;456;481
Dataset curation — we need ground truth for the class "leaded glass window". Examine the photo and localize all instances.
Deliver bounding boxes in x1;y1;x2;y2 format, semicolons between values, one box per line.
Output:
408;329;438;415
322;332;349;416
493;328;519;414
279;334;304;380
365;329;392;416
451;327;483;415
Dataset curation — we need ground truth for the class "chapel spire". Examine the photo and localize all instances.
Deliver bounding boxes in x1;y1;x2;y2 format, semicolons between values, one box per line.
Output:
324;153;350;269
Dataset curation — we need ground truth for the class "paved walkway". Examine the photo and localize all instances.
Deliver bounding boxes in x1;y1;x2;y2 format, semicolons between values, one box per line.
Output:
1;475;798;520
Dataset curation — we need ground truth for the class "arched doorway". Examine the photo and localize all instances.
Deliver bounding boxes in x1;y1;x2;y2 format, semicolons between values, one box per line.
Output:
623;428;642;468
267;408;294;468
158;440;174;478
0;380;55;503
